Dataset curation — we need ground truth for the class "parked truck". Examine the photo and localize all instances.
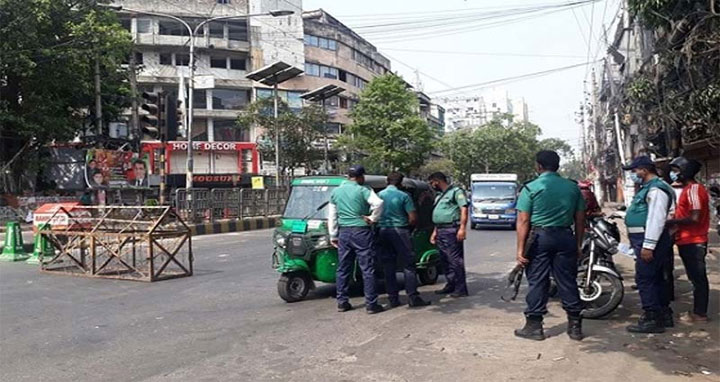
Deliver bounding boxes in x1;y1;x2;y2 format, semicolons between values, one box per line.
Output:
469;173;519;229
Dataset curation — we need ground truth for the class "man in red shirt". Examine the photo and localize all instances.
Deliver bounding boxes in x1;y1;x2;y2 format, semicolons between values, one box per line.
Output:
667;157;710;322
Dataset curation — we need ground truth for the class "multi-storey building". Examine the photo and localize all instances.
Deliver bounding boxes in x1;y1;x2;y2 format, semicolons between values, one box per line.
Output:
440;90;528;132
283;9;391;139
114;0;303;186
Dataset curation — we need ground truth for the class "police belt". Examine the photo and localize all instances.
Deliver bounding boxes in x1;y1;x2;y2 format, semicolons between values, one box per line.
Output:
435;222;459;229
531;226;572;231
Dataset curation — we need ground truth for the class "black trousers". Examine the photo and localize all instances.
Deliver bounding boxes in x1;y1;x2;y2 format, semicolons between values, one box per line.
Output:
678;243;709;316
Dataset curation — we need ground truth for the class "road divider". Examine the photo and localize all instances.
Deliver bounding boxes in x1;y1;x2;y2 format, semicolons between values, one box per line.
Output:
188;216;279;236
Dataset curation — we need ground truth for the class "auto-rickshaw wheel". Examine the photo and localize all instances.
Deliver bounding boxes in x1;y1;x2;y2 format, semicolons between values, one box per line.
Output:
278;272;311;303
418;265;439;285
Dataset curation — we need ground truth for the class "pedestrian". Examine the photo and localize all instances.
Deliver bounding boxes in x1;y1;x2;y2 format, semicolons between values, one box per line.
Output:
623;156;676;333
378;172;431;308
666;157;710;323
328;165;385;314
428;172;469;298
514;150;586;341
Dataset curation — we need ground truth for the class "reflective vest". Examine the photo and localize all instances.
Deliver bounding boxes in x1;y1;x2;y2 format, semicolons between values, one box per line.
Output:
625;177;674;228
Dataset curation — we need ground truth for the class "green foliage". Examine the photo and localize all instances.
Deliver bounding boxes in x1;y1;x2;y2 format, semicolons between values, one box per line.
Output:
538;137;574;157
0;0;133;153
439;119;556;186
237;98;327;173
560;156;587;181
341;74;434;174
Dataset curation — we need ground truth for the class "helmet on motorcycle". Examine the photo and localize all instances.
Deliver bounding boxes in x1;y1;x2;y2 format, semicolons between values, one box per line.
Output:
669;157;701;181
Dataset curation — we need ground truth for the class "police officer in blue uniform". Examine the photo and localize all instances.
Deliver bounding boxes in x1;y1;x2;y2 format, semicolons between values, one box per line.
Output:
514;151;586;341
328;165;385;314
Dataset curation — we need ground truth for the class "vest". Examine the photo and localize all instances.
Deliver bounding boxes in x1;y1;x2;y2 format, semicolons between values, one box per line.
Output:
625;177;674;228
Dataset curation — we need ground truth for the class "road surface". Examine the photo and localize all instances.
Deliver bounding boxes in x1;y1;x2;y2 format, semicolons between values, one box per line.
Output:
1;228;718;381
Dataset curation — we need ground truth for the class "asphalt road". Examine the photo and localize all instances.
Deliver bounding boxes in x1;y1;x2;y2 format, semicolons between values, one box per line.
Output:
1;227;718;381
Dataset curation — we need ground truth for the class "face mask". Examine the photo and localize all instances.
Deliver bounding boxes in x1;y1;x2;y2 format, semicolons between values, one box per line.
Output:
630;172;643;184
669;171;679;182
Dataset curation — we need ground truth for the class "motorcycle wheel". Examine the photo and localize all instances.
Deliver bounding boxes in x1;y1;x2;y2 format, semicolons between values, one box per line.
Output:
579;271;624;319
418;265;439;285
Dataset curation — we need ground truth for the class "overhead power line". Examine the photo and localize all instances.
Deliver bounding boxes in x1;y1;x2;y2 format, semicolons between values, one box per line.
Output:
380;48;586;59
428;61;598;96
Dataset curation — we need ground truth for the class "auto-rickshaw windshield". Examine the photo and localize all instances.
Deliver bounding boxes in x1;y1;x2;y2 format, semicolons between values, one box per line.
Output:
283;185;336;219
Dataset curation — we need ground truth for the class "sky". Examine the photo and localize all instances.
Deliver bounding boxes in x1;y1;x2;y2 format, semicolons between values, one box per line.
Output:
302;0;622;153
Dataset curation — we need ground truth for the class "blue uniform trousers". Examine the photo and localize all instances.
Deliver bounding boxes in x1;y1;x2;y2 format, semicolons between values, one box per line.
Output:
525;228;583;317
629;230;672;313
436;226;468;295
336;227;378;306
378;227;419;299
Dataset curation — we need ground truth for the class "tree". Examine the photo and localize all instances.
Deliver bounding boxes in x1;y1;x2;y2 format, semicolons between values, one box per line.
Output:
560;156;587;180
439;119;543;185
340;74;434;174
538;137;574;158
0;0;132;191
237;98;326;175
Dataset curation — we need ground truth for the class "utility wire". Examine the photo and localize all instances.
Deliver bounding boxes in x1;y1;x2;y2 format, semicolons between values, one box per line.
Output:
380;48;586;59
428;61;598;96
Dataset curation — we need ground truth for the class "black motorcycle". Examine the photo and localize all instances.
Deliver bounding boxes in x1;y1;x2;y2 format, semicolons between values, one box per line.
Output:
548;214;625;318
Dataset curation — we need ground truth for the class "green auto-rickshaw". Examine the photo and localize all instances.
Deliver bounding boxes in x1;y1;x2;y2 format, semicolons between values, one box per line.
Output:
272;175;441;302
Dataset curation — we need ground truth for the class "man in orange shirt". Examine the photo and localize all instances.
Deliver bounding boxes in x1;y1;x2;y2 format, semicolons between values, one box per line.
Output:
667;157;710;322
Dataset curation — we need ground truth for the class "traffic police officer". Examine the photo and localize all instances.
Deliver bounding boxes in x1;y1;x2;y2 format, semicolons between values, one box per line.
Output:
428;172;469;298
328;165;385;314
378;172;431;308
515;150;586;341
623;156;675;333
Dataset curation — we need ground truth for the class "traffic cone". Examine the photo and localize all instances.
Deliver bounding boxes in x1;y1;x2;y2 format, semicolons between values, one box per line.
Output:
26;224;53;265
0;222;29;262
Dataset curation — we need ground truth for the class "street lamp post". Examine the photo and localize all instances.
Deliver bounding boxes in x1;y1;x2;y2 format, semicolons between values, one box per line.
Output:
246;62;303;187
301;85;345;174
108;6;294;192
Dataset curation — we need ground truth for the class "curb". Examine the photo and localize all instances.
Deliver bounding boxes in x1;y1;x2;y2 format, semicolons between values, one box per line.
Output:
188;216;280;236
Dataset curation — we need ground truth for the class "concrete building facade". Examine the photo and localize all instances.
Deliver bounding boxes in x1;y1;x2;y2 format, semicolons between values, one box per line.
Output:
440;90;529;132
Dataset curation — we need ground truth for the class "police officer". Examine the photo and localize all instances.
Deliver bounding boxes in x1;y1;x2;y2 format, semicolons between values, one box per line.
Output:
514;150;586;341
378;172;431;308
428;172;469;298
328;165;385;314
623;156;675;333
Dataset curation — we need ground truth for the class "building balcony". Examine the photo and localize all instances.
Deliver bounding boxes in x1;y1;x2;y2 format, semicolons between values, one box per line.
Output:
135;34;250;52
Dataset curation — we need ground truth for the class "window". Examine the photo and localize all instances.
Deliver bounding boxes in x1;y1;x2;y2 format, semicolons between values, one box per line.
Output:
304;63;320;77
326;96;339;107
325;123;342;135
211;56;227;68
228;20;248;41
338;70;347;82
175;54;190;66
159;53;172;65
304;34;338;51
137;19;152;34
339;97;348;109
229;58;246;70
217;0;231;3
193;90;207;109
120;19;131;31
214;120;249;142
209;22;224;38
320;65;337;79
353;49;376;72
134;52;144;65
158;20;187;36
212;89;250;110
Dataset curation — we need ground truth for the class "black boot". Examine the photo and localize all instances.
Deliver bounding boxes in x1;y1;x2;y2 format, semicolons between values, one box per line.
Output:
388;296;402;308
663;308;675;328
514;316;545;341
567;315;584;341
627;310;665;334
408;295;431;308
434;285;454;295
337;302;353;312
366;303;385;315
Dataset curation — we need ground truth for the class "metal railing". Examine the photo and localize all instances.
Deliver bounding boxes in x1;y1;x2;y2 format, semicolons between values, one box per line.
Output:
174;187;288;222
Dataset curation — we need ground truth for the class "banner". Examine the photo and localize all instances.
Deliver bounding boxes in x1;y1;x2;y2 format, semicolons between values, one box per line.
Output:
85;149;148;188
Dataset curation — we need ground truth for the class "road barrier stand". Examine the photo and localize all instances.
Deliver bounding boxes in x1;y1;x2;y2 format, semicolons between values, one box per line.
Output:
0;221;29;262
27;223;53;265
